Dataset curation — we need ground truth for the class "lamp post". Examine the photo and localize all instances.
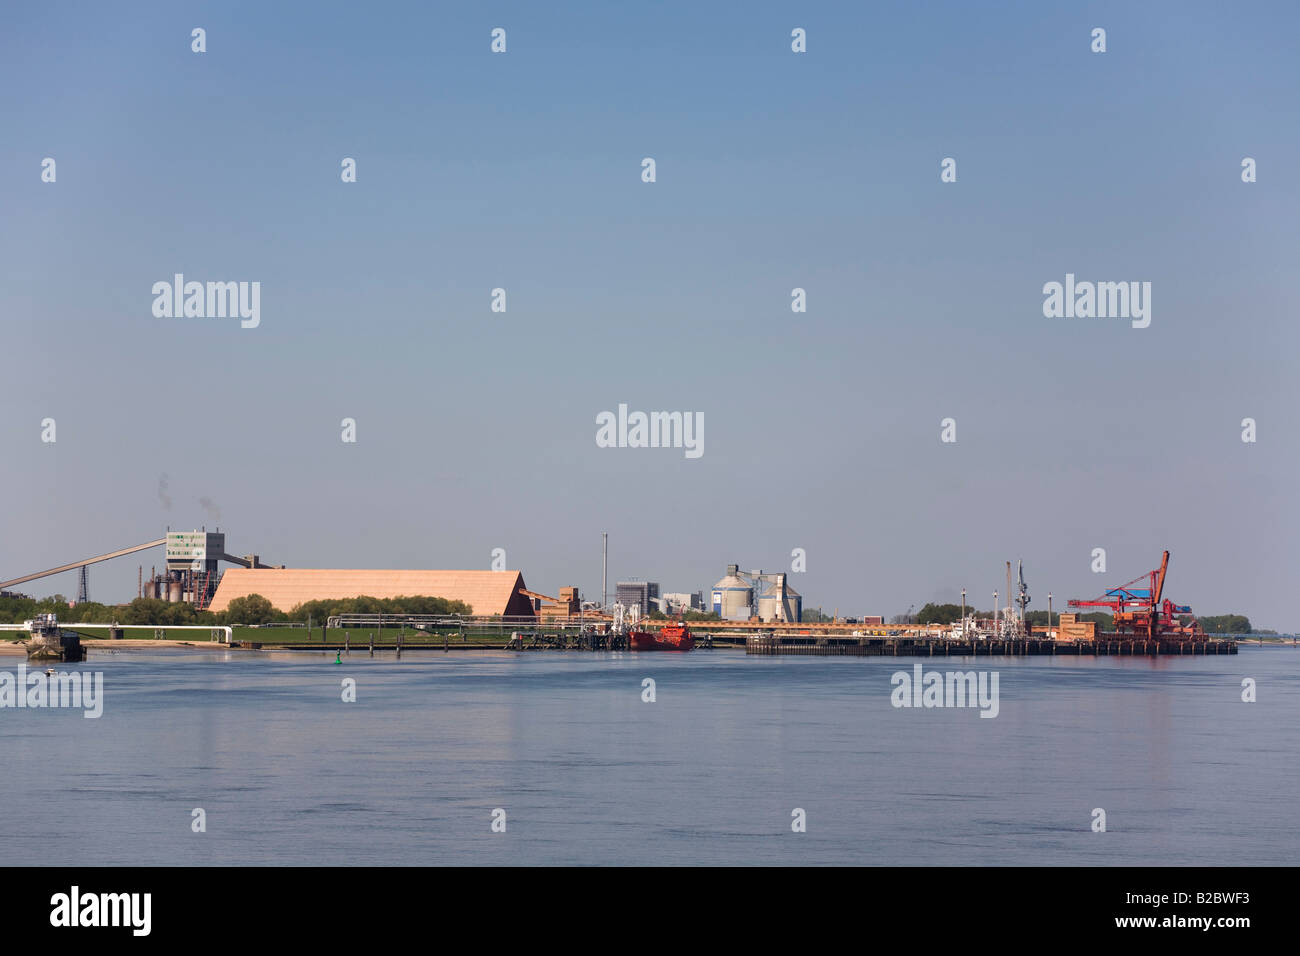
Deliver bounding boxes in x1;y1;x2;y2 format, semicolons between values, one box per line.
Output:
1048;592;1053;638
961;588;966;638
993;591;998;634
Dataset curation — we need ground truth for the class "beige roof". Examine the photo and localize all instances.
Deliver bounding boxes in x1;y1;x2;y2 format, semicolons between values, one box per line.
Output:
208;568;532;616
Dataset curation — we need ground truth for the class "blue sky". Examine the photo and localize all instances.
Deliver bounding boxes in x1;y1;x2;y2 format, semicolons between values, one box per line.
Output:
2;1;1297;627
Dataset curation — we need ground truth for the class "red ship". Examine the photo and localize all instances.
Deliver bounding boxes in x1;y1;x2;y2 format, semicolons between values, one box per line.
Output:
628;620;695;652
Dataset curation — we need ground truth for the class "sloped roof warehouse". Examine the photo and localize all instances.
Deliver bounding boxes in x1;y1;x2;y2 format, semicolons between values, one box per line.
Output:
208;568;535;617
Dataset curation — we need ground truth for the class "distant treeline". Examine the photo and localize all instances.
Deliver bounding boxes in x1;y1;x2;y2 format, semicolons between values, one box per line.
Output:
0;593;471;627
908;601;1256;632
1191;614;1253;633
283;595;471;623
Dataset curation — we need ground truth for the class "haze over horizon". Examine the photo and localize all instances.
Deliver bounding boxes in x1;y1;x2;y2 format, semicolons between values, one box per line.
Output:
3;1;1296;629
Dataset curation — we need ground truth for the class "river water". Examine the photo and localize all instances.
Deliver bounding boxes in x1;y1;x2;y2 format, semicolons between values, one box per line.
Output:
1;646;1295;865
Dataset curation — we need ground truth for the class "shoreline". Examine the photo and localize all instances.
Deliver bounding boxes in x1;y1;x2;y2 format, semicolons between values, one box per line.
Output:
0;636;1285;659
0;639;237;656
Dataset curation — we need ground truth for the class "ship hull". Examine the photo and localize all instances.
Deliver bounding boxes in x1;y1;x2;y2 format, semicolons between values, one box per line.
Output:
628;629;695;652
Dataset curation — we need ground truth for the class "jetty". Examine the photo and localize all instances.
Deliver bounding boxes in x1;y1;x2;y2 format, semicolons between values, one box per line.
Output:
745;634;1237;657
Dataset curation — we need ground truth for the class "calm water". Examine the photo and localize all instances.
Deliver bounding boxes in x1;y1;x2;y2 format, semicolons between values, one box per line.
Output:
2;646;1296;865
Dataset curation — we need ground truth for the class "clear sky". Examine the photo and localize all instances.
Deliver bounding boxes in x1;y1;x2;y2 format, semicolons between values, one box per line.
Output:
3;1;1297;629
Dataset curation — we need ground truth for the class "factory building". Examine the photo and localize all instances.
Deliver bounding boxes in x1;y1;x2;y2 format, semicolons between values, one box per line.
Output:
615;580;659;615
143;530;277;609
208;568;536;617
663;591;704;614
141;530;227;606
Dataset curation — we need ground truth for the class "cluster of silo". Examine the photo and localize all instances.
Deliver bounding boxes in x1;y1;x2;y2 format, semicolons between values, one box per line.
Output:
712;565;753;620
141;568;186;602
712;565;803;623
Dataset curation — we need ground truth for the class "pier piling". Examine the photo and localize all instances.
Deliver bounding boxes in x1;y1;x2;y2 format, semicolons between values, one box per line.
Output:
744;635;1236;657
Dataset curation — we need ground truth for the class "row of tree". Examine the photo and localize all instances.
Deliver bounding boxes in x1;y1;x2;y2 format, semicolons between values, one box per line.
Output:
0;593;472;628
286;594;471;623
1193;614;1253;633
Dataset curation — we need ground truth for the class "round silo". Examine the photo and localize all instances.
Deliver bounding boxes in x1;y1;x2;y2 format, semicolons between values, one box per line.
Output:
758;577;802;623
712;565;753;621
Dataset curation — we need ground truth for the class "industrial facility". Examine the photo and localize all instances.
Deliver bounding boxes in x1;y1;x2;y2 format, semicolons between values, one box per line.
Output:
0;529;278;610
143;530;278;608
0;529;540;619
663;591;704;614
0;526;1233;657
1;527;811;629
712;565;802;623
1067;550;1203;640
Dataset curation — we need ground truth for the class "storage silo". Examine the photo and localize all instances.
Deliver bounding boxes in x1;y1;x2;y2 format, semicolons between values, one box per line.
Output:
712;565;753;621
786;583;802;623
756;574;802;623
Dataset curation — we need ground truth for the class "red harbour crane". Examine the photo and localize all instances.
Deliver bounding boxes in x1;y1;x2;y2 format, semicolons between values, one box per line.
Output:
1067;550;1202;639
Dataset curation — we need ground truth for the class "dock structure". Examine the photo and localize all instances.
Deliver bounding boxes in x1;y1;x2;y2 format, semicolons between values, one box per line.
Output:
745;635;1238;657
26;631;85;662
